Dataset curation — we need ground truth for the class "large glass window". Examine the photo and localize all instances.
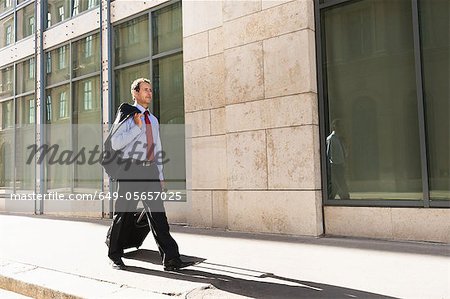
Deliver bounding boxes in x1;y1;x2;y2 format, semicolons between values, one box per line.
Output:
47;0;99;28
73;76;101;191
72;33;100;78
0;0;13;15
12;57;36;193
17;3;35;40
319;0;450;205
45;84;71;192
47;0;70;26
0;66;13;99
419;0;450;201
72;0;99;17
113;3;185;190
322;0;422;201
152;2;182;55
114;14;149;67
0;1;35;49
0;100;14;194
45;32;101;193
16;58;35;94
46;44;70;86
0;14;14;48
16;95;35;191
152;54;184;124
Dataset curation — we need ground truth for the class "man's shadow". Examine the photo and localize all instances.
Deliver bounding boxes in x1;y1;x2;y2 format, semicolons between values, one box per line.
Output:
123;249;396;299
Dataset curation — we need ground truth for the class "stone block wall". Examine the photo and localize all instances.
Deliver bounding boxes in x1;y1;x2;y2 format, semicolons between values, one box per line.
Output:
180;0;323;236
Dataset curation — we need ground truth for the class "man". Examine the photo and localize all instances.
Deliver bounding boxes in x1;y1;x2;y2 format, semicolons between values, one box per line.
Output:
107;78;194;271
326;119;350;200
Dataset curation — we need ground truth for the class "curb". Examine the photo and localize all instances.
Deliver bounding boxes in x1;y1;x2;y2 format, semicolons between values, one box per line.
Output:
0;275;81;299
0;260;179;299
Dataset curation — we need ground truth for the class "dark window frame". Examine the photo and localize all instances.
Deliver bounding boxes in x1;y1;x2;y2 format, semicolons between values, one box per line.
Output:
315;0;449;208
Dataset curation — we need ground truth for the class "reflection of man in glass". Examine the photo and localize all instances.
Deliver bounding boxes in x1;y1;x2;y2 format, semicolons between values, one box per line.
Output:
326;119;350;200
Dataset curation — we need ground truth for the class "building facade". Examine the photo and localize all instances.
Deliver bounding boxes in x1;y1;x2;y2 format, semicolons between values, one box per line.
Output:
0;0;448;243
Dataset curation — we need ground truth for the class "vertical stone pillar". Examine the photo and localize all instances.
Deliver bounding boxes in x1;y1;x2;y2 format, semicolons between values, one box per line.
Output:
182;0;323;236
182;0;227;228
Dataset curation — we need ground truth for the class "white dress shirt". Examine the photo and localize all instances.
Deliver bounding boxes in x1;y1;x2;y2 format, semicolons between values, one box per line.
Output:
111;102;164;181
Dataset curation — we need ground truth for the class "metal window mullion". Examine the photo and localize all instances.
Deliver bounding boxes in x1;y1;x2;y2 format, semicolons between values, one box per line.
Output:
98;0;103;218
46;79;71;89
12;63;16;193
106;0;114;218
113;57;151;71
13;3;17;43
151;47;182;60
315;0;330;211
16;90;38;98
314;0;328;235
71;71;101;83
411;0;430;208
0;95;15;103
16;0;33;11
325;199;425;208
33;10;37;209
319;0;352;9
430;201;450;208
69;38;74;194
149;10;153;112
38;0;45;214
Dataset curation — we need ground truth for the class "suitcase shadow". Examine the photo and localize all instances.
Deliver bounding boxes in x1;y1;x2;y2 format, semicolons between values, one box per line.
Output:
123;249;206;265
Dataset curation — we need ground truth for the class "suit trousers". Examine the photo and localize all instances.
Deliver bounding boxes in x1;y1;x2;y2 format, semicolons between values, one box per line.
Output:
107;162;180;263
328;163;350;200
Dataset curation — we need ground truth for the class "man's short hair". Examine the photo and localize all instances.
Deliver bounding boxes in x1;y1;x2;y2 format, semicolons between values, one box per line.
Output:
130;78;152;96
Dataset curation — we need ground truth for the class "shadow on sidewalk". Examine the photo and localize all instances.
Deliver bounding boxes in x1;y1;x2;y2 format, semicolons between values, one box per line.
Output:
123;249;206;265
123;249;397;299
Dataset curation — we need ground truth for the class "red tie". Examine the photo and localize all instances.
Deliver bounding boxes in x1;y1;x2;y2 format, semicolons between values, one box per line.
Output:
144;111;155;161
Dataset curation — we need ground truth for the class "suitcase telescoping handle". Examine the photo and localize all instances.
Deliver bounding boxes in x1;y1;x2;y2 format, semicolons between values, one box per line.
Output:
137;209;146;223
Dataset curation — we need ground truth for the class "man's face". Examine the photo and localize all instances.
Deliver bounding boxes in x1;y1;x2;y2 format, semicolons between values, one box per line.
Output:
134;82;152;108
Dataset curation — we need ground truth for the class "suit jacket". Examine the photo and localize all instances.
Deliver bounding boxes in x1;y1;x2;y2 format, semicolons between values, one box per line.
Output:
113;102;141;128
101;102;141;179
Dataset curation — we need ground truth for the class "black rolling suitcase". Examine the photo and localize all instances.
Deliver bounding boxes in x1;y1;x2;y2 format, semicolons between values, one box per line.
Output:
105;209;150;250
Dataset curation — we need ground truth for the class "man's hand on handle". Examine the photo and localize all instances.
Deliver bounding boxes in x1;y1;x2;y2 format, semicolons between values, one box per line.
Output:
133;113;143;128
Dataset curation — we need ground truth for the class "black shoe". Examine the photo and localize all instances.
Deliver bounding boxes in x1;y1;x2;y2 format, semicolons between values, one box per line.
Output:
110;258;126;270
163;257;196;271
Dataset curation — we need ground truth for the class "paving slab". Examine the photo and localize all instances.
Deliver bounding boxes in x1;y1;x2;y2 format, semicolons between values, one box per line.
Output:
0;288;33;299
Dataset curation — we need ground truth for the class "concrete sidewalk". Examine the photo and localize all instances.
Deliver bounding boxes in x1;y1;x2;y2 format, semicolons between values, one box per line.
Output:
0;213;449;299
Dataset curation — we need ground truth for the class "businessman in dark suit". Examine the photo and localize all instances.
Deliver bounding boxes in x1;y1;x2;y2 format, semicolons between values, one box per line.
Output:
107;78;194;271
326;119;350;200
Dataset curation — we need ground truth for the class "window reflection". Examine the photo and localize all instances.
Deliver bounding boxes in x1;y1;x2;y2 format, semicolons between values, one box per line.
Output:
47;0;70;27
16;58;35;94
323;0;422;200
72;33;100;78
0;0;13;15
47;0;99;28
114;14;149;66
16;95;36;191
0;66;13;100
17;3;35;41
0;100;13;193
46;45;70;85
0;15;14;48
152;2;182;54
420;0;450;200
59;91;68;119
